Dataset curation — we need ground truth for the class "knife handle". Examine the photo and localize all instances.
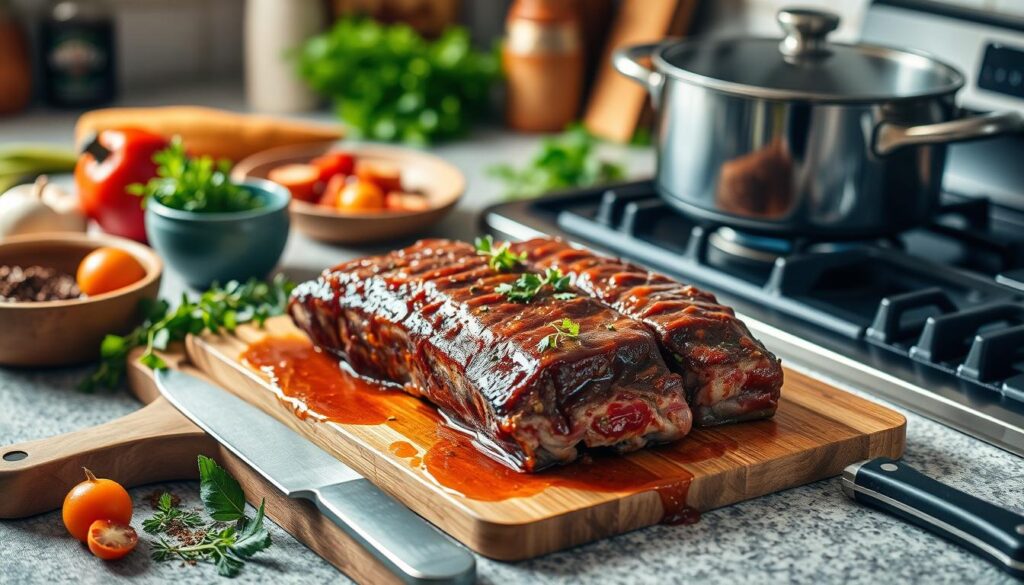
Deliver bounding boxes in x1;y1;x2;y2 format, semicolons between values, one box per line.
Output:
842;457;1024;578
301;479;476;585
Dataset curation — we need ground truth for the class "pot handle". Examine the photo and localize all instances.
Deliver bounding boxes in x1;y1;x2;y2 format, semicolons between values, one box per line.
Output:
874;111;1024;156
612;42;668;101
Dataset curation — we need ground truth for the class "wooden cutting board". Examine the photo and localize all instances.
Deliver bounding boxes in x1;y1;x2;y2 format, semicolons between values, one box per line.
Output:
182;316;907;561
0;355;407;584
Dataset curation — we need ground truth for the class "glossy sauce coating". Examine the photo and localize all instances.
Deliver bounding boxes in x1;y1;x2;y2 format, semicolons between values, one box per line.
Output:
241;335;737;521
512;238;784;427
288;239;692;471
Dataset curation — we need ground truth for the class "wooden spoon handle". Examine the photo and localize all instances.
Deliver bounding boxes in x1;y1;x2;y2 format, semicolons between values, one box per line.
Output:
0;397;213;518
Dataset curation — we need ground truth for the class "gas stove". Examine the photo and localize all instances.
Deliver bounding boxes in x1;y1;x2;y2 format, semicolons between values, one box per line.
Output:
484;0;1024;457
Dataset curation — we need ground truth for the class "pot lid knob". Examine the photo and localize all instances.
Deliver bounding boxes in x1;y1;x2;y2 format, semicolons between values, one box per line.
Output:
777;8;840;61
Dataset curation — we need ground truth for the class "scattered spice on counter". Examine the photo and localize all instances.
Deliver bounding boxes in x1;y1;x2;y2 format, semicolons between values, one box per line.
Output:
146;490;181;510
0;265;81;302
142;492;202;536
147;455;272;578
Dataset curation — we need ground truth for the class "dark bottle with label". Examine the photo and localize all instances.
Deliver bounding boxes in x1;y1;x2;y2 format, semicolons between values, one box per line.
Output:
39;0;116;107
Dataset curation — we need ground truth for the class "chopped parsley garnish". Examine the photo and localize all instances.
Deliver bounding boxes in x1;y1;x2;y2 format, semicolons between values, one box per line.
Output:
474;235;526;272
128;137;262;213
538;318;581;351
495;267;576;303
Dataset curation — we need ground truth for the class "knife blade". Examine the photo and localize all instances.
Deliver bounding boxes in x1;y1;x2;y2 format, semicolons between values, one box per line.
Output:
842;457;1024;578
154;368;476;585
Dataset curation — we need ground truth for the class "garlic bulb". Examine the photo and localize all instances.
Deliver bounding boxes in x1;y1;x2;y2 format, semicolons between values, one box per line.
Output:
0;176;87;239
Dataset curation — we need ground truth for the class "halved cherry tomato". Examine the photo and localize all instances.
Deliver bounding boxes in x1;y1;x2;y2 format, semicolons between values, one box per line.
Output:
356;161;402;192
268;163;320;203
62;467;133;542
76;247;147;296
87;519;138;560
338;179;385;212
311;151;355;183
318;174;346;208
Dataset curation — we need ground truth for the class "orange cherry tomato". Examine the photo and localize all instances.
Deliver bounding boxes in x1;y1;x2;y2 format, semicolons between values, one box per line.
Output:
62;467;133;542
76;247;147;296
87;519;138;560
338;179;385;212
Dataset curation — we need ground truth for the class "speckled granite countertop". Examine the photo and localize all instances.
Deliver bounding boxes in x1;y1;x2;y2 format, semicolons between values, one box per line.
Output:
2;84;1022;584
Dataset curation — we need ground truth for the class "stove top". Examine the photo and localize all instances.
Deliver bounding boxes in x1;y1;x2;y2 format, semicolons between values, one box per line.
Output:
483;181;1024;457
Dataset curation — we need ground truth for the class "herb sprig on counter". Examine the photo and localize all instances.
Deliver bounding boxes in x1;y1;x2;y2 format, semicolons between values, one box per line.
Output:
474;235;525;272
143;493;203;535
538;318;581;351
495;267;575;303
489;125;626;200
128;138;261;213
148;455;271;578
80;275;295;392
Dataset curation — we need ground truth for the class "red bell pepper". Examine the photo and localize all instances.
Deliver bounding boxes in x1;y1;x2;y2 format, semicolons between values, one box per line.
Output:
75;128;168;242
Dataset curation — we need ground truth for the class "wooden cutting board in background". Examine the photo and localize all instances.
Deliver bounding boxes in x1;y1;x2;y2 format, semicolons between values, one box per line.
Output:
185;316;906;561
583;0;700;142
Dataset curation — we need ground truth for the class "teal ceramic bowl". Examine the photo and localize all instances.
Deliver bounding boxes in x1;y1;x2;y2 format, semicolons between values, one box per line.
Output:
144;179;290;288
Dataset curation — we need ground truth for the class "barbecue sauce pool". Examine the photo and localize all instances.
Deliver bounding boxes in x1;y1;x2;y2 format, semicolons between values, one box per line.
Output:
242;334;737;523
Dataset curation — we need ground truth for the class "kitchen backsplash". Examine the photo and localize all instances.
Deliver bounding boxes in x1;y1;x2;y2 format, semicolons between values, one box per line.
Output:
8;0;1022;91
11;0;245;91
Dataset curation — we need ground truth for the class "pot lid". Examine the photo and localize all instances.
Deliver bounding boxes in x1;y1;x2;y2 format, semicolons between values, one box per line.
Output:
655;8;964;102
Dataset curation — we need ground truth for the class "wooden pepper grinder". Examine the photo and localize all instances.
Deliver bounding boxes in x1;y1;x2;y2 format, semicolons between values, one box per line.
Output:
503;0;583;132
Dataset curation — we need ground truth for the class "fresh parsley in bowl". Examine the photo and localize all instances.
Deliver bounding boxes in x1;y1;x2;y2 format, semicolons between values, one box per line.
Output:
129;138;263;213
133;138;291;288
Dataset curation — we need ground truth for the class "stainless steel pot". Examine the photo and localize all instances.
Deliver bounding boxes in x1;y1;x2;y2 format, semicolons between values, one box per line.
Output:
614;8;1024;239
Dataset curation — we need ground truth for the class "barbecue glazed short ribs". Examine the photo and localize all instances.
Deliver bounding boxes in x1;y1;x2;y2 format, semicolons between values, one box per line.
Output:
289;239;693;472
512;238;783;426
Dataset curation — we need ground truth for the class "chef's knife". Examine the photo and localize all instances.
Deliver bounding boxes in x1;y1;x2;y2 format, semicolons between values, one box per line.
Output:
154;369;476;585
842;457;1024;578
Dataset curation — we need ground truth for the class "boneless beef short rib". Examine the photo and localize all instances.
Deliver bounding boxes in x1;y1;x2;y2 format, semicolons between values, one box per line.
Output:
512;238;783;426
288;239;693;472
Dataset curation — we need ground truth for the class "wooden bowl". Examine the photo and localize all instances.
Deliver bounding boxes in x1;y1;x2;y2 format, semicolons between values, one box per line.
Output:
0;233;162;367
232;142;465;244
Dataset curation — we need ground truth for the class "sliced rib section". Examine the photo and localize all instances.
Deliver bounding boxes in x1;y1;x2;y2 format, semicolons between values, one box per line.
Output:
513;238;783;427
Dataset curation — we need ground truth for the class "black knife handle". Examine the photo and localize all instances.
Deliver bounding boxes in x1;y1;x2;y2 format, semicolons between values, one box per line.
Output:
842;458;1024;578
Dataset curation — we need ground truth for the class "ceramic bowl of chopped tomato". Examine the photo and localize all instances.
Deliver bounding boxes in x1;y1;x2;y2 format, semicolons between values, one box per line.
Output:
232;141;465;244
